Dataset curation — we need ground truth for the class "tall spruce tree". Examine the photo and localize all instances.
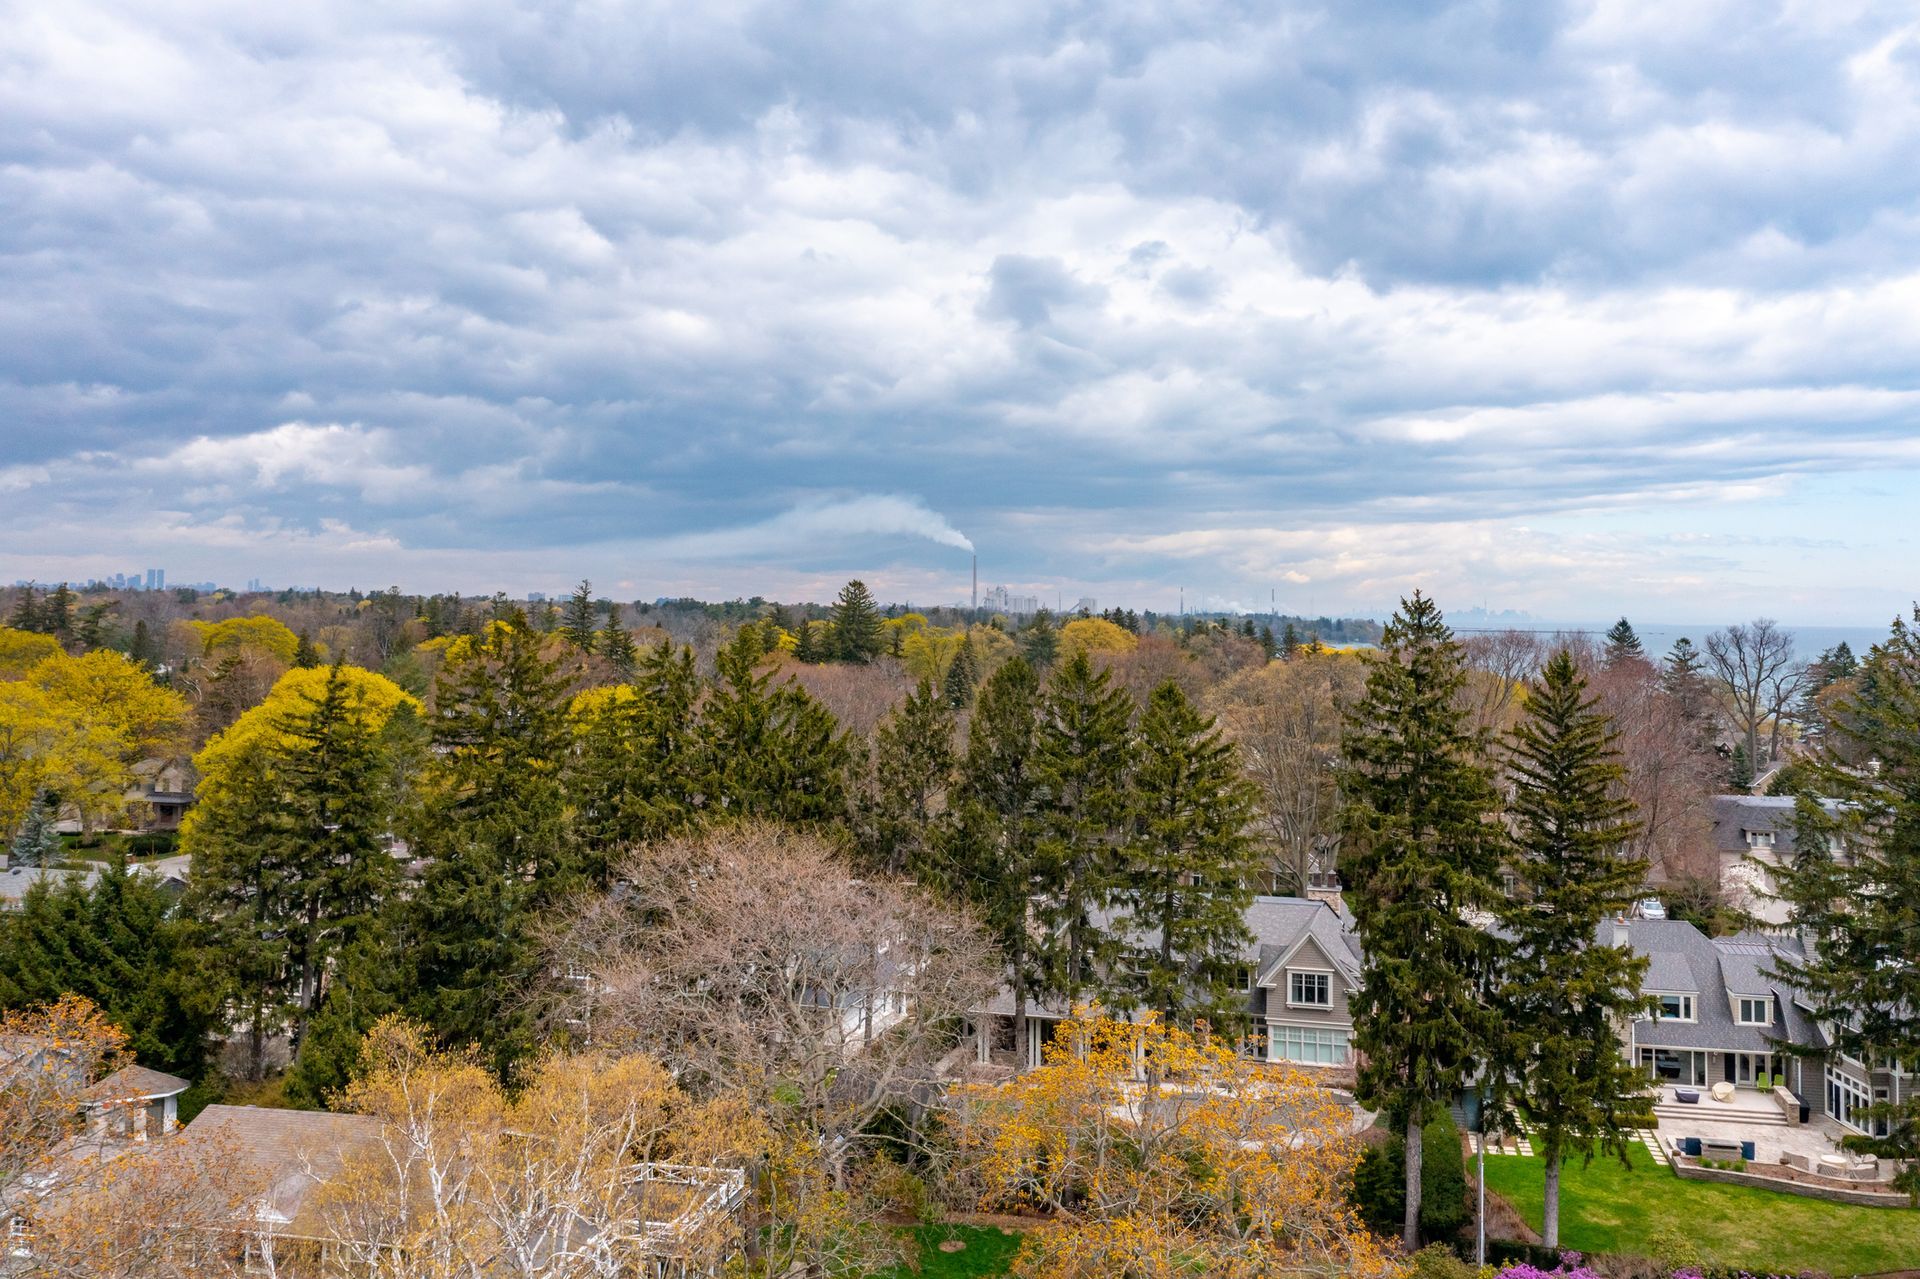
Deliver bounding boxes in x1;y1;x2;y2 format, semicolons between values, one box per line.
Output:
1497;650;1653;1248
698;629;849;826
563;642;702;877
599;606;638;678
9;791;61;867
8;584;41;632
945;657;1047;1048
563;580;597;652
858;679;956;877
402;619;571;1076
830;580;884;663
1020;609;1059;668
1602;617;1645;668
943;635;979;709
1032;650;1135;1005
1116;680;1259;1028
1338;591;1506;1249
792;619;821;663
292;629;321;668
1774;608;1920;1199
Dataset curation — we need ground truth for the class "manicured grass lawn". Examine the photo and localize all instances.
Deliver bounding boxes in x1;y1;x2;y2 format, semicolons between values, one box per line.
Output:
870;1224;1024;1278
1482;1144;1920;1274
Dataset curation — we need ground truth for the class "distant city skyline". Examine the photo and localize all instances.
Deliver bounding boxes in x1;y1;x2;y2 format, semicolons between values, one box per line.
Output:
5;6;1919;622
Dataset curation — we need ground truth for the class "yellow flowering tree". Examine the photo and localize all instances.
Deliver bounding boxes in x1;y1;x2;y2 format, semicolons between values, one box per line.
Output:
951;1012;1403;1279
12;651;190;832
1057;617;1138;663
184;614;303;664
0;626;62;679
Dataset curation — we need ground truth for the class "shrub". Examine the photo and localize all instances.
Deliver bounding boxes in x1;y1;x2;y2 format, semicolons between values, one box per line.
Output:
1410;1243;1478;1279
1348;1113;1468;1244
1646;1222;1700;1270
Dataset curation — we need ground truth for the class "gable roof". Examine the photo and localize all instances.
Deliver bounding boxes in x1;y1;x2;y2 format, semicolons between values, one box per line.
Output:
180;1105;384;1238
1247;897;1363;987
85;1064;191;1103
1610;917;1824;1053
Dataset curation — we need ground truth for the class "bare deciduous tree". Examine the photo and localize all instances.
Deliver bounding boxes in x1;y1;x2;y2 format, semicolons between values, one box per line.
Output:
1704;619;1804;771
1207;653;1368;894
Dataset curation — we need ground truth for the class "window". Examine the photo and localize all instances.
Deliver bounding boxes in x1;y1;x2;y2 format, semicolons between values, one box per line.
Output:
1828;1067;1878;1135
1654;993;1695;1022
1240;1027;1269;1060
1746;830;1775;848
1289;971;1331;1007
1737;996;1770;1026
1271;1025;1349;1065
1233;966;1253;993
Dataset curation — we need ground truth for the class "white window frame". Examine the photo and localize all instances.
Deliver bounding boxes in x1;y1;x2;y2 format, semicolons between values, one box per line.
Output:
1233;965;1253;993
1288;970;1332;1008
1268;1022;1349;1066
1747;830;1775;848
1736;996;1770;1026
1653;992;1696;1023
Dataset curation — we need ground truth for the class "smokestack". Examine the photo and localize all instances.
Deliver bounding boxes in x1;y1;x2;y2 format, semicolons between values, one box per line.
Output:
971;555;977;611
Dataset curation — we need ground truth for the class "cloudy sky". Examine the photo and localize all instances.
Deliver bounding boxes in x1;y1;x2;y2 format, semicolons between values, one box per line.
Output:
4;0;1920;621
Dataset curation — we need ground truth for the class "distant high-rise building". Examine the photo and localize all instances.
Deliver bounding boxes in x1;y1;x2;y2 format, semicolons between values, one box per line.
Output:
145;568;164;592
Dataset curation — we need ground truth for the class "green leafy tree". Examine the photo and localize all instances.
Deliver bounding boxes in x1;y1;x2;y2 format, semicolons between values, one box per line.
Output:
698;630;850;826
1348;1113;1468;1245
1115;680;1259;1028
1774;608;1920;1200
945;657;1047;1045
401;621;571;1076
43;583;75;643
8;791;61;867
793;619;821;663
129;619;156;668
1338;591;1506;1250
856;679;955;877
8;584;42;633
1496;650;1654;1248
1602;617;1645;668
77;602;115;651
1032;650;1136;1005
563;643;702;878
830;580;884;663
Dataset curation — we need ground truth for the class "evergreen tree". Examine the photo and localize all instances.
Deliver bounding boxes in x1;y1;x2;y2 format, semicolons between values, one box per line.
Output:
698;629;850;826
9;791;61;867
1281;622;1301;659
1774;609;1920;1199
1338;591;1506;1249
1032;650;1136;1005
1727;742;1754;791
1497;650;1654;1248
599;606;638;679
78;602;114;651
945;657;1047;1046
292;629;321;668
830;579;884;663
0;861;219;1080
563;579;597;651
285;913;404;1106
1116;680;1259;1029
1020;609;1059;668
44;583;75;643
8;583;41;632
1259;624;1277;661
564;642;702;877
402;621;571;1076
129;619;156;668
793;619;821;663
943;635;979;709
1602;617;1645;668
857;679;955;877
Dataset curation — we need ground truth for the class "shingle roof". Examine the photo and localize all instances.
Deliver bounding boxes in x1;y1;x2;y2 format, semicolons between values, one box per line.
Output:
85;1064;190;1102
180;1104;384;1237
1611;917;1822;1053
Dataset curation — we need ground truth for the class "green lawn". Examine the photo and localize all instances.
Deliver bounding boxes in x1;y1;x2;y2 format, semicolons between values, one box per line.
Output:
870;1225;1024;1278
1481;1144;1920;1274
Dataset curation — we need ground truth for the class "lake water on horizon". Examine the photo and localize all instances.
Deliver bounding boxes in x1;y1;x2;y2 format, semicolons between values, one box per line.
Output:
1448;621;1897;664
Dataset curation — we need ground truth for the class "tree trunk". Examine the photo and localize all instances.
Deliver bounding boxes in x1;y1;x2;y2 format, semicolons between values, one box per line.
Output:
1403;1113;1423;1250
249;1006;267;1083
1543;1151;1561;1250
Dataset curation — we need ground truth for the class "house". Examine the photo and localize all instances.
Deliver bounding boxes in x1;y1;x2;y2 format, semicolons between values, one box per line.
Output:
973;895;1362;1073
82;1064;190;1143
125;756;195;833
1709;794;1844;928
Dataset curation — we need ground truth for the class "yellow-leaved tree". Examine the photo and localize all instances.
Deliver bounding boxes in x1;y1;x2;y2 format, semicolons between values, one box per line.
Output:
950;1012;1404;1279
0;680;64;836
1057;617;1138;662
184;663;421;838
185;615;303;664
20;651;189;832
0;626;62;679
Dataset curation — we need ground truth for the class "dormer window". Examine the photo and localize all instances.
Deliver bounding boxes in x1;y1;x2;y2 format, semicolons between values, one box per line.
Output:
1737;996;1771;1026
1746;830;1775;849
1289;971;1331;1007
1654;993;1696;1022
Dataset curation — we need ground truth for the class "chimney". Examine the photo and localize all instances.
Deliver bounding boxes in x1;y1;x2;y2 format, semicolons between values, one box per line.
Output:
971;555;977;611
1612;914;1631;949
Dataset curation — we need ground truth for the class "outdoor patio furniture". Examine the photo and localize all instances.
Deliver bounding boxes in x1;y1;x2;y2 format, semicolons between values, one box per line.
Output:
1710;1081;1736;1103
1819;1153;1851;1173
1674;1087;1700;1104
1702;1139;1742;1160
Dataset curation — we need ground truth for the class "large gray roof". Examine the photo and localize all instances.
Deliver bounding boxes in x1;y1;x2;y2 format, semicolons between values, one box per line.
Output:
1709;794;1841;856
1612;917;1824;1053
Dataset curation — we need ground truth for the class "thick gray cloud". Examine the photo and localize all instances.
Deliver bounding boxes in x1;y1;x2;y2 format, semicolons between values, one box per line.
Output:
3;0;1920;618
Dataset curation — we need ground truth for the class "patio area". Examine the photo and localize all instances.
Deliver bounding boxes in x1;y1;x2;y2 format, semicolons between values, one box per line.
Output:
1648;1084;1854;1167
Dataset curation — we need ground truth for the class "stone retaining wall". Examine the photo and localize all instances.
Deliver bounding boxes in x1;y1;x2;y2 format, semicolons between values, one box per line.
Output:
1671;1157;1911;1208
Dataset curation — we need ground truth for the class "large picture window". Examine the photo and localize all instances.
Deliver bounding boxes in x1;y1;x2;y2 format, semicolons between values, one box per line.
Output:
1271;1024;1348;1065
1289;971;1331;1007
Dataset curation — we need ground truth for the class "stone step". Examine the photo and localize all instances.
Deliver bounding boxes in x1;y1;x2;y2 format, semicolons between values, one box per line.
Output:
1652;1101;1787;1126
